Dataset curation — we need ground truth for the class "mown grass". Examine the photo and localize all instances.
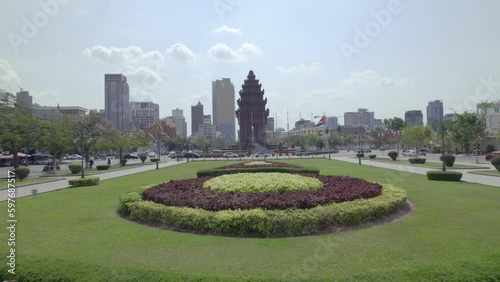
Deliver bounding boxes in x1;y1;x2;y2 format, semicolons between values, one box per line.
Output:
0;177;56;189
369;158;483;169
469;170;500;176
0;159;499;281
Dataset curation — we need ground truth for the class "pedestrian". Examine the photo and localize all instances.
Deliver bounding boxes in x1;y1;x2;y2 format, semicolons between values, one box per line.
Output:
107;158;111;165
89;159;94;169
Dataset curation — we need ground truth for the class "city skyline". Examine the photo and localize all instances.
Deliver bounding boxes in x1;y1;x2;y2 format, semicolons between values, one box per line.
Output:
1;0;500;133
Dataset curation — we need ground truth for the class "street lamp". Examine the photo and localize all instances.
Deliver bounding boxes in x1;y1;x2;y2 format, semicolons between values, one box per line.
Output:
358;134;363;165
441;122;446;172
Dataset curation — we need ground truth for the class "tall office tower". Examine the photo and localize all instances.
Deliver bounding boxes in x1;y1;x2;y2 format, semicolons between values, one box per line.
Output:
266;117;275;132
344;112;361;126
204;114;212;124
212;78;235;141
130;102;160;130
105;74;130;131
191;101;204;136
327;116;338;129
405;110;424;126
16;90;33;108
426;100;443;129
172;108;187;137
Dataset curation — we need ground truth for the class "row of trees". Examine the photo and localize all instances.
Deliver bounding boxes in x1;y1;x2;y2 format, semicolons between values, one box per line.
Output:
0;90;149;169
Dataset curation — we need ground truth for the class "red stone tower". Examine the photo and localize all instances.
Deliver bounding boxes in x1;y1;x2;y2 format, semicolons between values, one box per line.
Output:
236;70;269;149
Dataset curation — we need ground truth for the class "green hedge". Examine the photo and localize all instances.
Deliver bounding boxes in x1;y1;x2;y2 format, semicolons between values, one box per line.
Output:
118;192;142;215
368;154;376;159
196;166;320;177
96;165;110;171
439;154;456;167
356;153;365;158
68;163;82;174
409;158;426;164
125;185;406;237
68;176;100;187
388;151;398;160
426;171;462;181
140;155;147;163
120;159;127;166
150;158;160;162
14;167;30;181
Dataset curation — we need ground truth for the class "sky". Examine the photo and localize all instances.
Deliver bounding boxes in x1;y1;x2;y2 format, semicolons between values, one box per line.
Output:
1;0;500;133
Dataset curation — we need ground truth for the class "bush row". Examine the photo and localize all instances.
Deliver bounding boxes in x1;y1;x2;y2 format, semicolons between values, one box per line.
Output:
490;155;500;171
68;163;82;174
143;175;382;211
388;151;398;160
125;185;406;237
197;167;320;177
68;176;100;187
369;154;376;159
96;165;110;171
14;167;30;180
426;171;463;181
217;161;301;169
409;158;426;164
439;154;456;167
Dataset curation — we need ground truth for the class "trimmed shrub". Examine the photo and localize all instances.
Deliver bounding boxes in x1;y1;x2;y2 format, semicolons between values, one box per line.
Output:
388;151;398;160
126;184;406;237
96;165;110;171
68;163;82;174
486;144;495;154
368;154;376;159
439;154;456;167
196;167;320;177
356;153;365;158
409;158;426;164
150;158;159;162
120;159;127;166
139;155;147;163
426;171;462;181
68;176;100;187
490;155;500;171
14;167;30;181
118;192;142;215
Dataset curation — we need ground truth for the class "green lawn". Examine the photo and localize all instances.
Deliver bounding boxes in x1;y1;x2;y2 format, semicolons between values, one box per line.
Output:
1;159;499;281
54;161;158;176
0;177;57;189
370;157;485;169
469;170;500;176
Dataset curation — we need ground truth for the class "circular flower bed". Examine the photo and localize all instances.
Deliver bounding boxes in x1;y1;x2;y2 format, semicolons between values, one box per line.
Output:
141;175;381;211
202;173;323;193
217;161;300;169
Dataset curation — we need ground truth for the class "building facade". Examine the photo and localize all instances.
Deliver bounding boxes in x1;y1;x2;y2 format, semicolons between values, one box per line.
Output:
171;108;187;138
405;110;424;126
266;117;275;132
130;102;160;130
327;116;338;129
426;100;443;129
105;74;130;131
16;90;33;108
212;78;236;141
191;101;204;136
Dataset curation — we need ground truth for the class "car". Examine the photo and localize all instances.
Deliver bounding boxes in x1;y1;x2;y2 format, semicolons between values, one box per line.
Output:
485;151;500;161
183;152;200;158
223;152;239;158
254;152;268;158
296;150;309;156
123;153;139;159
35;158;51;165
0;160;12;167
403;150;417;157
419;148;428;156
67;154;82;160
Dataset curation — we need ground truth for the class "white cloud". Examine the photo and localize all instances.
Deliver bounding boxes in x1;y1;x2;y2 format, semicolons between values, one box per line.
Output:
129;86;155;102
276;63;320;74
207;43;262;63
166;43;196;62
338;70;412;88
31;90;58;101
0;59;20;83
376;77;413;88
118;66;163;85
76;8;88;15
82;45;164;63
211;25;242;35
192;72;213;81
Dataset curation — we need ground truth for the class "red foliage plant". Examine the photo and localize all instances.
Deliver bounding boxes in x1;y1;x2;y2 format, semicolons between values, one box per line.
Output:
142;175;382;211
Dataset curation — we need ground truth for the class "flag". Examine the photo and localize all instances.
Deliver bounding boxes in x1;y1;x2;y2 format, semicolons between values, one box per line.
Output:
314;116;326;127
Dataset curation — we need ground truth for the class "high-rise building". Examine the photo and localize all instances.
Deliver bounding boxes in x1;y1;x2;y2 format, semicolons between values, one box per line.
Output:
105;74;130;131
344;112;361;126
426;100;443;129
405;110;424;126
266;117;275;132
212;78;235;141
16;90;32;108
191;101;204;136
171;108;187;138
130;102;160;130
204;114;212;124
344;109;374;130
327;117;338;129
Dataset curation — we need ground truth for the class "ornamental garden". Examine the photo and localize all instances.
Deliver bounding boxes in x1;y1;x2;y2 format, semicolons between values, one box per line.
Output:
119;160;407;237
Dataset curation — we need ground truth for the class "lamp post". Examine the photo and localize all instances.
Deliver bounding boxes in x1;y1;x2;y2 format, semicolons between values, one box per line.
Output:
156;135;160;170
441;122;446;172
358;134;362;165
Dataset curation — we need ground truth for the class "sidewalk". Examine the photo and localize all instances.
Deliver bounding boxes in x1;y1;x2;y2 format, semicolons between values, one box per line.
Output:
332;156;500;187
1;160;184;201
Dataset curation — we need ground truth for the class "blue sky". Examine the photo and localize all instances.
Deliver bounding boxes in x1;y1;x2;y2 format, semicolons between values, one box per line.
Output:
1;0;500;132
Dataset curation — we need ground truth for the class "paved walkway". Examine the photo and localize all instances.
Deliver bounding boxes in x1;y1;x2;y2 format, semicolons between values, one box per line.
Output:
332;156;500;187
2;156;498;202
0;160;185;201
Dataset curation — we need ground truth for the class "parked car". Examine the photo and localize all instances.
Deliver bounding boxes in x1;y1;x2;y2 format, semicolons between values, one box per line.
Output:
183;152;200;158
35;158;51;165
254;152;268;158
0;160;12;167
403;150;417;157
223;152;239;158
485;151;500;161
67;154;82;160
419;148;428;156
123;153;139;159
296;150;309;156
